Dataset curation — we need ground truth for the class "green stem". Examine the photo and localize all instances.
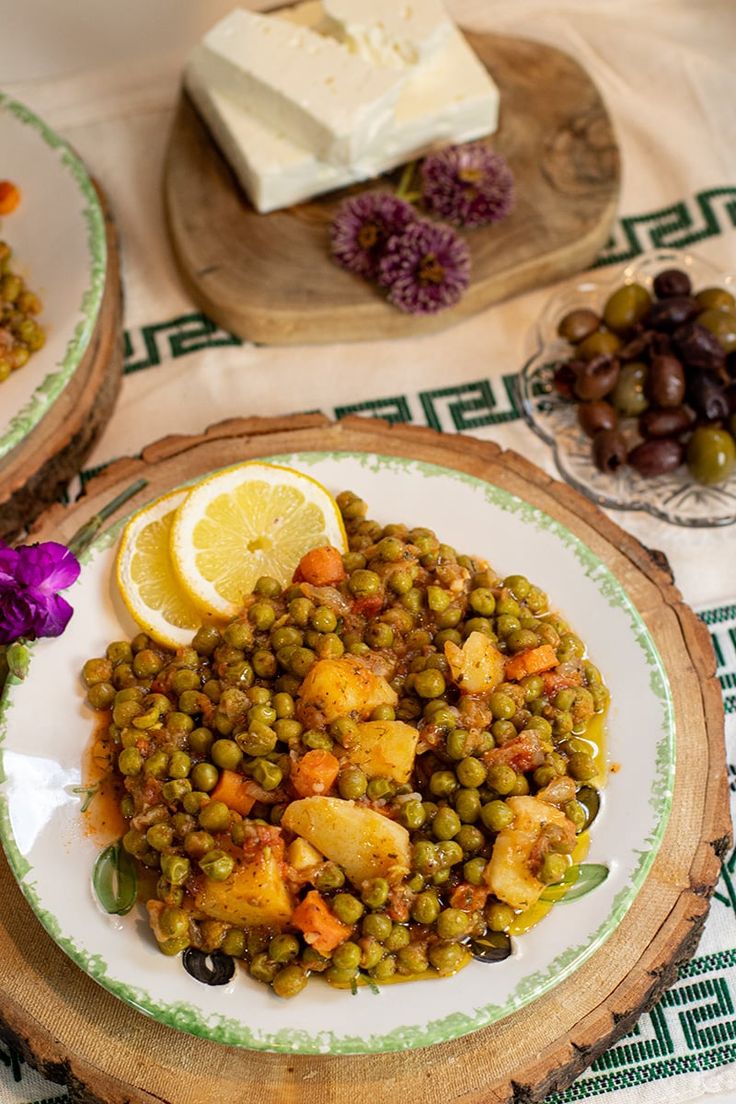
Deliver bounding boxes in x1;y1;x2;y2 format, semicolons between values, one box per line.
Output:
395;160;419;203
67;477;148;557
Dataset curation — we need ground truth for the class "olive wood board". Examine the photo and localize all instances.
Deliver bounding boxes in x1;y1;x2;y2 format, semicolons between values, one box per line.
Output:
164;30;620;345
0;415;729;1104
0;184;123;542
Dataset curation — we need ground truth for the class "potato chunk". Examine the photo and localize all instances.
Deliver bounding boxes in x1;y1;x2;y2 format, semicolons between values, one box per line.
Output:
346;720;418;783
484;795;576;912
281;796;411;885
298;656;397;722
444;631;505;694
194;847;293;928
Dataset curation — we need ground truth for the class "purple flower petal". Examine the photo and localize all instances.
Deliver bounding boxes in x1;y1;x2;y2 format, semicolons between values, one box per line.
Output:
377;219;471;315
0;541;19;585
0;589;39;644
15;542;80;594
330;191;418;279
26;590;75;639
421;144;515;229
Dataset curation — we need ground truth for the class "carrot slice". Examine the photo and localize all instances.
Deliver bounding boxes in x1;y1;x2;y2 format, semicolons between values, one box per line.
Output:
290;749;340;798
504;644;559;682
0;181;20;215
291;889;351;955
293;545;346;586
210;769;256;817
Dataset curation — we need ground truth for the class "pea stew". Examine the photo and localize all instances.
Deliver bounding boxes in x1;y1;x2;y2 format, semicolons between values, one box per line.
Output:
82;491;608;999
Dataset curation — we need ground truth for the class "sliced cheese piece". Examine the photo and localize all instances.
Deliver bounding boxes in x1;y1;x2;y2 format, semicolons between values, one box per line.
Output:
190;8;404;167
185;23;499;214
322;0;453;69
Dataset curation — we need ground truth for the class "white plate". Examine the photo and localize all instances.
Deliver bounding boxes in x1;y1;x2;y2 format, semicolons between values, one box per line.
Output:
0;95;106;462
0;452;675;1054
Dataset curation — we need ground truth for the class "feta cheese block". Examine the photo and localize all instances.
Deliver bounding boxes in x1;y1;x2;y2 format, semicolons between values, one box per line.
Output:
322;0;453;69
185;18;499;214
191;8;405;167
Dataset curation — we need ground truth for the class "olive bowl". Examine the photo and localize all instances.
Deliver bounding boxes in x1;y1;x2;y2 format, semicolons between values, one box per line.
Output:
517;248;736;527
0;451;674;1055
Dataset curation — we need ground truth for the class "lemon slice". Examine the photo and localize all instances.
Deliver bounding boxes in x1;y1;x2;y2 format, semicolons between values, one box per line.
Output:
116;490;203;648
170;462;347;619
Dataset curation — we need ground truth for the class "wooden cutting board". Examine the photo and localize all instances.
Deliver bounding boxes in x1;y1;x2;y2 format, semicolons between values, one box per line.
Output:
0;185;123;541
0;416;728;1104
164;31;620;345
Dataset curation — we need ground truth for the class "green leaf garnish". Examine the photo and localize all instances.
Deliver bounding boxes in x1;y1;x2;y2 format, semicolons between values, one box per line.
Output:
540;863;609;904
92;840;137;915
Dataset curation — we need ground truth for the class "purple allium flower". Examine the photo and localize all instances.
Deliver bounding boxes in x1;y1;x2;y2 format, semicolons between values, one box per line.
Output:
0;541;80;645
330;191;418;279
420;144;515;228
378;219;471;315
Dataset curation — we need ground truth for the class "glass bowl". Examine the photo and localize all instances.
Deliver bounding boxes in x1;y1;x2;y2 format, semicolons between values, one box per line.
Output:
516;249;736;527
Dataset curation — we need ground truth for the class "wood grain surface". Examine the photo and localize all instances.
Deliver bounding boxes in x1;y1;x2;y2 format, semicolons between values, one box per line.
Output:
164;31;620;345
0;186;124;541
0;416;728;1104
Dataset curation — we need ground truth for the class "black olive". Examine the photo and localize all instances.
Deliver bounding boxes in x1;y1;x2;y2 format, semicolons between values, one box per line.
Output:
470;932;512;963
675;323;727;374
576;785;601;830
687;371;730;422
183;948;235;986
653;268;692;299
647;297;700;332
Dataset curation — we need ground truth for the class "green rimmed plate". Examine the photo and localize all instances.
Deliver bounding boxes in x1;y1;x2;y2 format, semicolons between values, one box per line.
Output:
0;452;675;1054
0;94;106;463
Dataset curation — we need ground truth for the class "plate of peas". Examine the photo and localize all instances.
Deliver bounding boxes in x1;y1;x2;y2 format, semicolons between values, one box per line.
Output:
0;94;106;463
0;452;675;1053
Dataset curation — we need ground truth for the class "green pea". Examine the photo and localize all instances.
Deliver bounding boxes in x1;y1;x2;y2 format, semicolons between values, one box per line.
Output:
272;964;308;998
503;574;530;600
197;801;230;832
331;941;361;972
435;840;464;867
371;954;397;981
469;588;496;616
332;893;364;925
274;718;303;743
488;693;515;721
188;727;213;757
540;853;568;884
412;839;439;875
429;770;458;798
428;941;468;975
133;649;164;678
314;862;345;892
455;790;482;825
302;729;333;752
565;800;588;832
107;641;133;665
118;747;142;776
486;901;515;932
208;739;241;771
252;758;283;791
487;764;517;795
166;751;190;779
249;953;278;984
398;799;426;830
464;857;487;886
463;617;494;638
411;890;440;924
507;629;539;653
338;765;367;800
147;823;174;851
432;807;461;840
190;762;219;792
272;692;295;719
167;711;195;737
219;929;245;957
309;606;337;633
366;777;394;801
456;756;486;789
481;799;514;831
82;658;113;687
161;853;191;884
349;569;381;597
182;792;210;816
199;849;234;881
251;575;280;598
568;752;597;781
385;924;411;952
436;908;472;941
362;911;392;941
269;933;300;962
192;625;221;656
144;751;169;779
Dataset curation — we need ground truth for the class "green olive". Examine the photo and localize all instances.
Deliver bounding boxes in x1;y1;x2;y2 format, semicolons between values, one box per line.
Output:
695;286;736;312
602;282;652;333
686;426;736;485
576;329;622;360
697;309;736;352
610;361;649;417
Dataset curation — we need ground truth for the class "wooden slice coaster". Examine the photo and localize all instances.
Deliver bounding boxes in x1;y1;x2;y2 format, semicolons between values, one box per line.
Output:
0;416;728;1104
0;186;123;541
164;30;620;345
